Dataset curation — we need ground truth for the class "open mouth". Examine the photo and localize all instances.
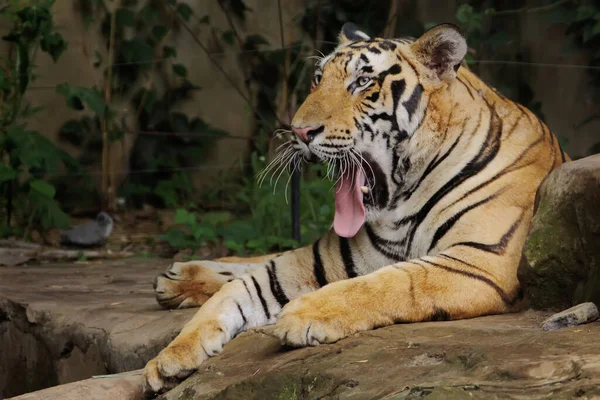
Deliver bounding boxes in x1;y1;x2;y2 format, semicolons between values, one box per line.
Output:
333;154;384;238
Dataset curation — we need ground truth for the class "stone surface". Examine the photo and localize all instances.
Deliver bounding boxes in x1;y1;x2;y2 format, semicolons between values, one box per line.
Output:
541;302;599;331
9;371;144;400
161;311;600;400
3;258;600;399
0;258;195;398
522;154;600;310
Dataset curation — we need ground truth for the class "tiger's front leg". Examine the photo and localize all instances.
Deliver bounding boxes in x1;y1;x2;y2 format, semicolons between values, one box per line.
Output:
273;253;521;347
154;254;278;309
145;236;357;392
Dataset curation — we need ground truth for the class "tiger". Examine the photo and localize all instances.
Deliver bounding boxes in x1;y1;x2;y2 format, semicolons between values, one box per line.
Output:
144;22;568;392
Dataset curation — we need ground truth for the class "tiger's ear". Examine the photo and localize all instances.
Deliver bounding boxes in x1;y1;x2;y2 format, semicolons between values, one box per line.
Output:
411;24;467;81
338;22;371;46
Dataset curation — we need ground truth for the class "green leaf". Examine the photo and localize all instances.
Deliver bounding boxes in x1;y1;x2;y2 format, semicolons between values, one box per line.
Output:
93;50;102;68
576;5;597;21
19;103;43;118
40;32;67;62
172;63;187;78
246;238;263;249
221;30;235;46
152;25;168;41
163;45;177;58
176;3;193;21
116;8;136;28
27;193;70;229
244;34;269;47
174;209;197;226
121;37;154;70
202;211;233;227
199;15;210;24
583;24;598;42
30;179;56;199
140;4;159;24
0;164;16;182
16;41;29;94
56;84;107;117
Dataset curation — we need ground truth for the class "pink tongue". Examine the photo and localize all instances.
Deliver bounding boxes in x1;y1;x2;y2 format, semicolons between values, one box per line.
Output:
334;167;366;238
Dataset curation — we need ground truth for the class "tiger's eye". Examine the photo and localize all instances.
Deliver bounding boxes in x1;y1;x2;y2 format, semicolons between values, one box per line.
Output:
358;76;371;86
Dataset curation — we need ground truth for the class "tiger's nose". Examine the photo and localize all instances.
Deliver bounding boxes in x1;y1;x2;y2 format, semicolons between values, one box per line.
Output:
292;126;324;143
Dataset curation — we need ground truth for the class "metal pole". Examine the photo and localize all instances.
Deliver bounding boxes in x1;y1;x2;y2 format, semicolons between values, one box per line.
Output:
291;167;301;242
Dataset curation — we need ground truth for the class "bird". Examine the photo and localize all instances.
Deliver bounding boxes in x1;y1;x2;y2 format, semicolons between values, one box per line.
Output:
60;212;114;248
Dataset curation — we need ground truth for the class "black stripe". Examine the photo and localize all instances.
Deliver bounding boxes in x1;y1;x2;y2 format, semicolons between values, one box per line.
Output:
451;213;523;255
397;50;419;79
399;104;502;254
361;65;374;73
428;191;499;252
378;40;397;51
403;84;424;121
251;276;270;320
456;77;475;99
415;259;512;304
235;301;247;325
505;111;524;139
267;261;289;307
430;307;451;321
440;135;543;214
312;240;328;287
438;253;491;276
559;145;566;163
390;79;406;117
365;91;379;102
516;104;533;124
534;114;547;140
242;279;253;300
339;237;358;278
365;224;406;262
399;122;464;203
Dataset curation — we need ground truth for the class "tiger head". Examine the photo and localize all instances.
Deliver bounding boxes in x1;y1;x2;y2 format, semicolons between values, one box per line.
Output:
290;23;467;238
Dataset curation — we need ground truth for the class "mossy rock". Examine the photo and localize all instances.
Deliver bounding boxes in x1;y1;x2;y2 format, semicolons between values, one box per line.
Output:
521;154;600;310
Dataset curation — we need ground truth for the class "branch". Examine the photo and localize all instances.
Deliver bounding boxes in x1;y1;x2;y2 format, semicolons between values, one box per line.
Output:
487;0;573;17
382;0;399;38
166;2;284;129
216;0;254;109
277;0;292;125
0;244;135;267
102;0;120;211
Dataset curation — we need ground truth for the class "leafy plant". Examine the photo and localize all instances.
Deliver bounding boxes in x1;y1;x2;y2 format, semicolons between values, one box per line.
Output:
59;0;227;209
0;0;76;237
160;151;334;256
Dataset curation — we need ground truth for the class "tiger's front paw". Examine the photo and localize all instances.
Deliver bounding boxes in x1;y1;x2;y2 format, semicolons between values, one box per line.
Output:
144;336;206;392
144;321;226;392
272;291;353;347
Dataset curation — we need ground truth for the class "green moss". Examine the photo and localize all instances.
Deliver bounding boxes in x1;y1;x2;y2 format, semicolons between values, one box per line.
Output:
523;196;587;310
208;373;337;400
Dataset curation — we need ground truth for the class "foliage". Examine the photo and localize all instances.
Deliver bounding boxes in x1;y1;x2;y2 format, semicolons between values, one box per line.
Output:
554;1;600;148
451;0;600;153
59;0;227;209
160;152;334;255
0;0;75;236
